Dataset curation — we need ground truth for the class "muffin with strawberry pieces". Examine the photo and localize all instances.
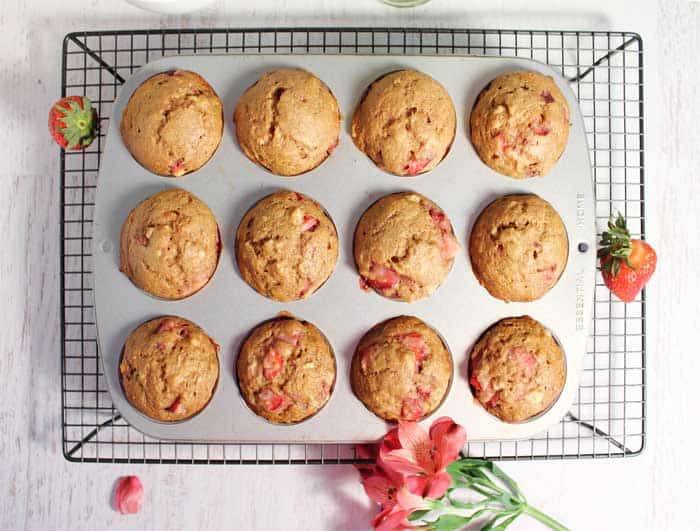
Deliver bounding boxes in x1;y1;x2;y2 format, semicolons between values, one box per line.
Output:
469;194;568;302
120;316;220;422
119;188;221;300
354;192;459;302
120;70;223;177
469;316;565;423
236;190;338;302
470;71;570;178
237;317;336;424
351;316;453;422
234;68;341;176
351;70;456;177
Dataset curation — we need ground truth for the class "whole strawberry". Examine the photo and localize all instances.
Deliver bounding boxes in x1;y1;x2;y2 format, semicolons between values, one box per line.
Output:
598;213;657;302
48;96;98;150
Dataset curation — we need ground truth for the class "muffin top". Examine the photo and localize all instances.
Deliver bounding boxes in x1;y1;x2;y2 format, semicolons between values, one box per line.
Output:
469;316;565;423
469;70;570;179
237;317;336;424
120;316;220;422
351;316;453;422
119;188;221;300
469;194;568;302
351;69;456;176
236;190;338;302
233;68;341;176
354;192;459;302
120;70;223;177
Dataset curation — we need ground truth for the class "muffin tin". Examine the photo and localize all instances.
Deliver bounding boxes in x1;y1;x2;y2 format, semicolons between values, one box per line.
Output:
93;54;595;443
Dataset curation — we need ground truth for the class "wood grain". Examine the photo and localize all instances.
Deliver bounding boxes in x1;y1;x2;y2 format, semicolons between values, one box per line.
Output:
0;1;697;529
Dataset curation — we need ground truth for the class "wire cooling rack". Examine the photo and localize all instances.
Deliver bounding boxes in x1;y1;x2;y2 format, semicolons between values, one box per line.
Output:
61;28;645;463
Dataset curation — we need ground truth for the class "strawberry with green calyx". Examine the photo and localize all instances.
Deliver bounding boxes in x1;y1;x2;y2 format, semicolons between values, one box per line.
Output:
48;96;98;150
598;213;657;302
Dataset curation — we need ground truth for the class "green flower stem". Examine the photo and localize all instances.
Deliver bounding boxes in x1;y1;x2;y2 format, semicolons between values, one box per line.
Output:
522;504;569;531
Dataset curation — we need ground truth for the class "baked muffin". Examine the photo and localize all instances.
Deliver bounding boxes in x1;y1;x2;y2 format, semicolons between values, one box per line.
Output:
354;192;459;302
351;70;456;176
351;316;452;422
469;70;570;178
469;194;568;302
469;316;565;423
236;190;338;302
237;317;336;424
120;316;220;422
119;188;221;300
233;68;341;176
120;70;223;177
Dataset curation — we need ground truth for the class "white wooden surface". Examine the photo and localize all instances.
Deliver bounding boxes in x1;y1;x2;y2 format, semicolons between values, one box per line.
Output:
0;1;698;529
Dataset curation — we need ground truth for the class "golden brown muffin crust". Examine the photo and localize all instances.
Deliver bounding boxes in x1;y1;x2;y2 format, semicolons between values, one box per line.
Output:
469;194;568;302
351;316;453;422
354;192;459;302
120;316;220;422
470;70;570;178
237;318;336;424
119;188;221;300
120;70;223;177
351;69;456;176
233;68;341;176
469;316;565;423
236;190;338;302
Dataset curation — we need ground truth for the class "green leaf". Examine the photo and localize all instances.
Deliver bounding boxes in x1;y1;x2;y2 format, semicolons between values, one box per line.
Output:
430;514;474;531
441;457;568;530
480;511;521;531
408;509;431;522
487;462;525;499
489;512;522;530
446;497;493;511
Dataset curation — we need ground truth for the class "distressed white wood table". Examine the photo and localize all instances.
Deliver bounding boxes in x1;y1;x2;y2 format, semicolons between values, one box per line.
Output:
1;1;698;529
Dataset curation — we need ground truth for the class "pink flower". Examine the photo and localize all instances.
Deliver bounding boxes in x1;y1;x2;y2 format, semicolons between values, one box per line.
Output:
379;417;467;499
356;446;428;530
355;417;467;530
114;476;143;514
371;487;428;531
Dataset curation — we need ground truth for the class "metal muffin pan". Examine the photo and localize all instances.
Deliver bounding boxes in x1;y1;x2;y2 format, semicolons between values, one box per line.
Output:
94;54;596;443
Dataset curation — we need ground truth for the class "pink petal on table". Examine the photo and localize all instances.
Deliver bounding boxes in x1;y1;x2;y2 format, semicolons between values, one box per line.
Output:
114;476;143;515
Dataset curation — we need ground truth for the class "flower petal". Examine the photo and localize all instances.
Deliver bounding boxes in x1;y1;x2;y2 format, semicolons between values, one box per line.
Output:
356;443;378;460
423;472;452;499
363;474;399;509
114;476;143;515
405;474;428;497
380;448;425;476
397;421;430;455
429;416;467;470
355;461;379;481
382;427;402;452
373;507;412;531
396;486;428;512
396;421;434;472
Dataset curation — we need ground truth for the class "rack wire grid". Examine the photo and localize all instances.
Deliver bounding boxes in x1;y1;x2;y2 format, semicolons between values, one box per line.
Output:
61;28;645;463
